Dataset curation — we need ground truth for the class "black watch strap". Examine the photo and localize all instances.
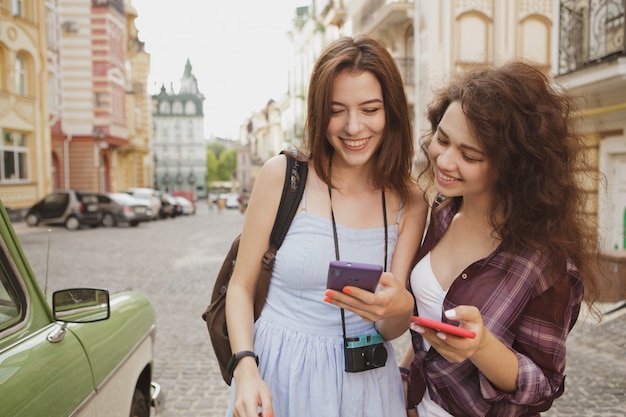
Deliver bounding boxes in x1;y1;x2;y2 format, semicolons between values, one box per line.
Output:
227;350;259;377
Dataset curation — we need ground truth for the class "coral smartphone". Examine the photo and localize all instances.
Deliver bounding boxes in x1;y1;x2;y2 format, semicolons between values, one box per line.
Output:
410;316;476;339
326;261;383;293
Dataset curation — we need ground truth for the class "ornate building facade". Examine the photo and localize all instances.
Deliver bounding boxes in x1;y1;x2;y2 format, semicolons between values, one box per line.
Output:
151;59;207;198
0;0;52;209
555;0;626;301
0;0;152;211
117;0;152;191
54;0;130;194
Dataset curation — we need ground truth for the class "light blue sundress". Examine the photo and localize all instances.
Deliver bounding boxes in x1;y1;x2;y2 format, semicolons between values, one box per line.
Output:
226;191;406;417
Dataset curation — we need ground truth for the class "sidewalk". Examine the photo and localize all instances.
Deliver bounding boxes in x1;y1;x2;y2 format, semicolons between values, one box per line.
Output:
544;301;626;416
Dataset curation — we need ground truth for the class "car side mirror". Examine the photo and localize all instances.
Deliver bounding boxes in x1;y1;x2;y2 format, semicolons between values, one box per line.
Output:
52;288;110;323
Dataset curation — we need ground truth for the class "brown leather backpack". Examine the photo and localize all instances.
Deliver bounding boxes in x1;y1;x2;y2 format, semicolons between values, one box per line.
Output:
201;151;307;385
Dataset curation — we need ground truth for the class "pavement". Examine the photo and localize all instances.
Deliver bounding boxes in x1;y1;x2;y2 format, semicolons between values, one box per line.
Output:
543;301;626;417
11;205;626;417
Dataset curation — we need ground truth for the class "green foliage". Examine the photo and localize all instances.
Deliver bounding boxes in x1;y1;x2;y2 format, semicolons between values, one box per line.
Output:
206;146;237;186
207;143;226;158
217;149;237;181
206;149;219;186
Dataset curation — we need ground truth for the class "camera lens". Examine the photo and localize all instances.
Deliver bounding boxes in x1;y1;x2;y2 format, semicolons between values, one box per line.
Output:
364;344;387;367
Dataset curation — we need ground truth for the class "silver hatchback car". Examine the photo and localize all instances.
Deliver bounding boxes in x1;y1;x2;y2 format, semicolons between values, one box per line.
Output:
25;190;102;230
125;187;162;221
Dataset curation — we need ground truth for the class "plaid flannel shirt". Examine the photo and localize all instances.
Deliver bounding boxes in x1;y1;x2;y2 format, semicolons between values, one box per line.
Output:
408;196;584;417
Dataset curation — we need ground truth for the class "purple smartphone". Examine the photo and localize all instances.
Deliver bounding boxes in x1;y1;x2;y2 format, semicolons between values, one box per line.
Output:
326;261;383;293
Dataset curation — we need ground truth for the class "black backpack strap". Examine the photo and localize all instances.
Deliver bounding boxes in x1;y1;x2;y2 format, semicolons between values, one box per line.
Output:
255;150;307;318
259;150;308;273
269;150;308;249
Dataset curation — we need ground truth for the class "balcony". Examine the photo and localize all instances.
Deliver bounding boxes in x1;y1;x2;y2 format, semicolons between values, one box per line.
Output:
319;0;346;27
558;0;625;75
353;0;414;35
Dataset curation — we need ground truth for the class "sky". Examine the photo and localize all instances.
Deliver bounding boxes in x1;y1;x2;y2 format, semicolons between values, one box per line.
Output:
131;0;305;140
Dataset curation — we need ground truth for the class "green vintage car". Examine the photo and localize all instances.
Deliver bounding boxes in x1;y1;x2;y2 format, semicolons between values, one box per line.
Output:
0;199;160;416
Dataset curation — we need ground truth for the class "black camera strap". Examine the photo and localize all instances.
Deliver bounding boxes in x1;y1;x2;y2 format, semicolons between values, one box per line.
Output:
328;184;388;348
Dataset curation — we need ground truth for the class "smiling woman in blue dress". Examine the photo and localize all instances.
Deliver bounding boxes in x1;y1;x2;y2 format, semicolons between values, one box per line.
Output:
224;35;427;417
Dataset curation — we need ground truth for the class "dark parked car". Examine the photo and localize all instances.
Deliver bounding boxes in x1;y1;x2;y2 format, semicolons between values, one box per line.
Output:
25;190;101;230
96;193;153;227
157;192;176;219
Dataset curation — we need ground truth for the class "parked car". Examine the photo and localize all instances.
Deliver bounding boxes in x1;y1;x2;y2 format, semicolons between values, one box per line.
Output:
0;198;160;417
171;190;195;204
25;190;101;230
125;187;161;221
174;196;195;215
97;193;153;227
156;192;176;219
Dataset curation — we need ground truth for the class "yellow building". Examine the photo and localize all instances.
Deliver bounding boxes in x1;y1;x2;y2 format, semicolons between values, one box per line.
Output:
117;0;152;191
0;0;52;210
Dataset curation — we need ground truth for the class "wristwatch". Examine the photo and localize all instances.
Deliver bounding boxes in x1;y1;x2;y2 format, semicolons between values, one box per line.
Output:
227;350;259;377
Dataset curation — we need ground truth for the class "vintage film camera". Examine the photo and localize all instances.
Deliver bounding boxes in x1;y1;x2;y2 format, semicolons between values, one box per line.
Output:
344;332;387;372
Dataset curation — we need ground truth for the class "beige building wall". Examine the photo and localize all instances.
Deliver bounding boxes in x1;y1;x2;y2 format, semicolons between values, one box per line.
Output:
117;0;151;191
59;0;93;137
0;0;52;209
413;0;553;141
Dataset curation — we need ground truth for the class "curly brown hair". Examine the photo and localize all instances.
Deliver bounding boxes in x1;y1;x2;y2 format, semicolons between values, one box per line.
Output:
419;60;601;307
303;35;414;202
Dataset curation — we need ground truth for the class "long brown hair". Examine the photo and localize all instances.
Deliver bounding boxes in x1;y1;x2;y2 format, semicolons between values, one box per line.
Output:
304;34;414;201
419;60;601;308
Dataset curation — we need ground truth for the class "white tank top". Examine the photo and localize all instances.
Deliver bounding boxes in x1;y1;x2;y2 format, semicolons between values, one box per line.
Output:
409;252;453;417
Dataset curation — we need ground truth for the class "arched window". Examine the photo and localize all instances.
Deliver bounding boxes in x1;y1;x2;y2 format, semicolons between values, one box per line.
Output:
12;0;23;17
172;100;183;114
159;100;170;114
185;100;196;115
456;12;491;67
520;16;551;67
15;55;26;95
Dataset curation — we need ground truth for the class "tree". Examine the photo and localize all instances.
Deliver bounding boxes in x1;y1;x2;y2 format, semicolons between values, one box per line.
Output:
206;149;219;187
217;149;237;181
207;143;226;159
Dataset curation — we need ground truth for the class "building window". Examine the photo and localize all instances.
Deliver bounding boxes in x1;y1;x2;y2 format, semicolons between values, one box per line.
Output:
1;131;29;182
46;7;58;49
15;55;26;95
185;100;196;115
172;100;183;114
12;0;22;17
159;101;170;114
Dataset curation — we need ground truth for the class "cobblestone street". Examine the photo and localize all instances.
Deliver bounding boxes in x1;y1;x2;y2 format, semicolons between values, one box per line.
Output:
13;201;626;417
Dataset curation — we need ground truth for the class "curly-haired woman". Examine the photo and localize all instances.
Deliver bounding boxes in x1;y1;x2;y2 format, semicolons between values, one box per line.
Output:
400;61;602;417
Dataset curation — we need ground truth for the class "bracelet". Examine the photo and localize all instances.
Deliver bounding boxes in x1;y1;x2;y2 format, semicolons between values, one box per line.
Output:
227;351;259;377
399;366;410;381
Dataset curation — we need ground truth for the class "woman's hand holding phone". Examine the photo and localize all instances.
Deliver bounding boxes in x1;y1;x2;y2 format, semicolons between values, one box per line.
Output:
410;316;476;338
326;260;383;292
324;261;415;335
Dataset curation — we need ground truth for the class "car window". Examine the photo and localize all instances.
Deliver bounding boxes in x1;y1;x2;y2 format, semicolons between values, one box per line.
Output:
110;194;133;205
0;250;25;331
43;193;68;208
97;195;111;204
79;194;98;204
